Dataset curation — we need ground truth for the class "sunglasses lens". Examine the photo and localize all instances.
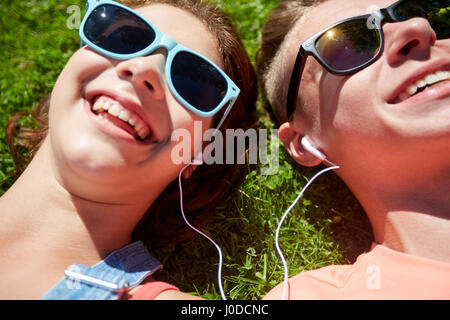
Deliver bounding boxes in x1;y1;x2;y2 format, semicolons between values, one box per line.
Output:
315;19;381;72
171;52;228;112
394;0;450;38
84;5;155;54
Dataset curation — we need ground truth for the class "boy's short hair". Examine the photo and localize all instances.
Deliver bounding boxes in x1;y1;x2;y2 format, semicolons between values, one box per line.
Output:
257;0;327;124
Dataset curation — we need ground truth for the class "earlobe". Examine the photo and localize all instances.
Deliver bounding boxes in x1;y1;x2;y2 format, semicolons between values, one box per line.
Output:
182;164;198;179
278;122;323;167
182;149;203;179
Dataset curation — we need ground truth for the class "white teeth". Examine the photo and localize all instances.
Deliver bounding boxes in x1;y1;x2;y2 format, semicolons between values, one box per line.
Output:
93;97;111;111
92;96;151;140
128;114;138;126
92;99;103;111
416;79;427;88
118;110;131;122
134;119;146;132
103;101;111;110
108;104;121;117
406;84;418;96
395;69;450;103
137;126;150;140
437;70;450;81
424;73;439;85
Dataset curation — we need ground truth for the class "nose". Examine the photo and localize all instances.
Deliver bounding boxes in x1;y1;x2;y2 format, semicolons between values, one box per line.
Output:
384;17;437;66
115;54;166;100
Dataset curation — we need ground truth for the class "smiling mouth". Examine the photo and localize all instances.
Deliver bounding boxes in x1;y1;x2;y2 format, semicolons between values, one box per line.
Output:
393;70;450;104
91;95;152;142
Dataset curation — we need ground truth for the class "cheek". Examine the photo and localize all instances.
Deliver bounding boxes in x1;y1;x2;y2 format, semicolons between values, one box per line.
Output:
312;68;391;163
165;95;213;155
323;68;384;136
48;50;109;146
50;48;111;107
60;47;112;85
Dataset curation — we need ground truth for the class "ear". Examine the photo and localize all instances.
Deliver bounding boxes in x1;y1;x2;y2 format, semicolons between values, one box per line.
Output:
182;164;199;179
278;122;323;167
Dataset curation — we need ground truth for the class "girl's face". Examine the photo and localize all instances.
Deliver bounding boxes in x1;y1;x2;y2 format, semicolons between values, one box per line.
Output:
48;4;220;202
287;0;449;186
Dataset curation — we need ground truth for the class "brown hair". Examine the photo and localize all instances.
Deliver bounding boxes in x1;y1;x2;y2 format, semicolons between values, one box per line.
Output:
256;0;327;124
6;0;258;249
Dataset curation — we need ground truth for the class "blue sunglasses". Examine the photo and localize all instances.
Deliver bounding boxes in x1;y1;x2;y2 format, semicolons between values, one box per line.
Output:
79;0;239;125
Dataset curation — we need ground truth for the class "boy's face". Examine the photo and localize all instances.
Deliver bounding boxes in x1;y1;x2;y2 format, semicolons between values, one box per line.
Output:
280;0;449;187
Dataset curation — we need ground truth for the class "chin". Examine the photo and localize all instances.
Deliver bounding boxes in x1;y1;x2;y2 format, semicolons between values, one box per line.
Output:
54;136;132;178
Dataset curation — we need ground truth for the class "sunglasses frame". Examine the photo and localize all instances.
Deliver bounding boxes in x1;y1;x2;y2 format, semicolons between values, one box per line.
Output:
286;0;449;120
79;0;240;121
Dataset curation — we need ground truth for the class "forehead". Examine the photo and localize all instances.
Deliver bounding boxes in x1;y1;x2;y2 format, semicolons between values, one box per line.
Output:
135;4;222;67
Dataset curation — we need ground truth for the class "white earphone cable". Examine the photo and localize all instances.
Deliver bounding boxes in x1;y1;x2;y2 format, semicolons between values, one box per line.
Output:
275;161;339;300
175;115;232;300
178;163;227;300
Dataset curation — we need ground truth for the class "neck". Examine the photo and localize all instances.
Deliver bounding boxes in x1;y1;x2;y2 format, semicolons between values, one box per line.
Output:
356;169;450;263
0;139;152;266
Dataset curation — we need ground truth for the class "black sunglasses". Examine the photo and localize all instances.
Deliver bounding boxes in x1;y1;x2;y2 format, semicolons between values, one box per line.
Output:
286;0;450;119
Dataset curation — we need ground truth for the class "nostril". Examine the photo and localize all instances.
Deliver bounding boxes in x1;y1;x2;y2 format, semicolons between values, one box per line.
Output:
399;39;420;55
121;70;133;77
145;81;154;92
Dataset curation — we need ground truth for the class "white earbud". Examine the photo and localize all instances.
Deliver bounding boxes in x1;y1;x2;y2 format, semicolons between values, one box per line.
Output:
192;150;203;165
301;136;326;160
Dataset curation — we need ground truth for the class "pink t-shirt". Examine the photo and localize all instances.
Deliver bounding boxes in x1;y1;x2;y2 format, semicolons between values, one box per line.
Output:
128;281;180;300
264;243;450;300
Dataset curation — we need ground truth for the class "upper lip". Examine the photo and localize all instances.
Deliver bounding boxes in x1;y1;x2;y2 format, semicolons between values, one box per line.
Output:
85;89;157;140
388;59;450;104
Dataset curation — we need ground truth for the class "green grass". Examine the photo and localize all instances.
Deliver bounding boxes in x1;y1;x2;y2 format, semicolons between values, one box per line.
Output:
0;0;373;300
